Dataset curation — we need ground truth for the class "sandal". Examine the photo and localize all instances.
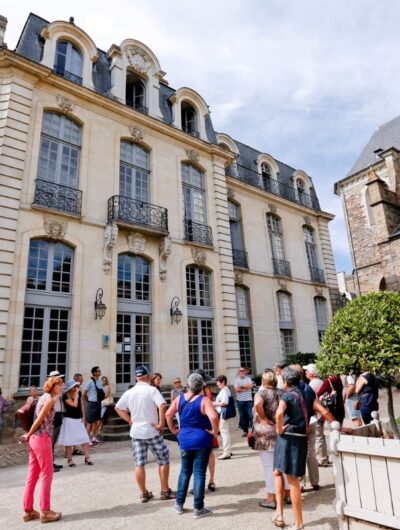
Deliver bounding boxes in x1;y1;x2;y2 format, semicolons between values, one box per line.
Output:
85;457;94;466
67;459;76;468
207;482;216;492
272;512;285;528
160;488;176;500
140;490;153;503
259;500;276;509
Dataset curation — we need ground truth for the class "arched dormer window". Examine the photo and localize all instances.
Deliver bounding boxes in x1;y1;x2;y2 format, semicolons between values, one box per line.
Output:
126;72;147;114
258;157;280;194
54;41;83;85
261;163;272;189
181;101;199;138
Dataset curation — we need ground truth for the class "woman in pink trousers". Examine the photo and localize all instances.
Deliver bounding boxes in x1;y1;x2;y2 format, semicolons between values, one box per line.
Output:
21;376;63;523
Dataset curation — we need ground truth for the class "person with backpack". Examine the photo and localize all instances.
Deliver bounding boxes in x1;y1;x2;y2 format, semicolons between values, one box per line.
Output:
20;376;64;524
83;366;105;446
212;375;233;460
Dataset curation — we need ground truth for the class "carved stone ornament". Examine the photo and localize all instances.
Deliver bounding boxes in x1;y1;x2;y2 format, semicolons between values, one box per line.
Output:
268;203;277;214
159;236;172;282
278;279;287;291
44;218;67;240
127;232;146;254
126;46;151;75
235;271;244;284
191;247;207;266
186;149;199;164
303;216;311;225
315;286;323;296
103;223;118;274
57;95;75;114
129;126;144;143
227;188;235;200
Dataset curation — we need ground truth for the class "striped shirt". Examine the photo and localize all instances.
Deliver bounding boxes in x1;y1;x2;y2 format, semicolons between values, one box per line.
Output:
234;376;253;401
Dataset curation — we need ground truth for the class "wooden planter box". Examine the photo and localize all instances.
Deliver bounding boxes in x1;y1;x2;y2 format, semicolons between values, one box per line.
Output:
330;412;400;529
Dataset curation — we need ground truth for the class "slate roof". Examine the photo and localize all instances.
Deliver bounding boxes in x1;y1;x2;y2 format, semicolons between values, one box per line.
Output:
347;115;400;177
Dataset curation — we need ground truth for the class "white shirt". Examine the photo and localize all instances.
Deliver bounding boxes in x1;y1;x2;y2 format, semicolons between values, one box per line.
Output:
234;376;253;401
346;375;356;386
309;377;323;394
116;382;166;439
215;387;231;415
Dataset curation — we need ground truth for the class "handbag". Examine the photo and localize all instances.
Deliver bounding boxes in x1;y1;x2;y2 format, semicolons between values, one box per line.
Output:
320;378;337;414
220;396;236;420
16;399;37;432
247;429;255;449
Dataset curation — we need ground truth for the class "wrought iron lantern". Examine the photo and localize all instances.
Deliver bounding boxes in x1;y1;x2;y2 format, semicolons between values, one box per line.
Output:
94;288;107;320
170;296;183;324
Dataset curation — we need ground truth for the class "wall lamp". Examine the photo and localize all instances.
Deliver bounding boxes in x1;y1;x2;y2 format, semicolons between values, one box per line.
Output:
170;296;183;324
94;288;107;320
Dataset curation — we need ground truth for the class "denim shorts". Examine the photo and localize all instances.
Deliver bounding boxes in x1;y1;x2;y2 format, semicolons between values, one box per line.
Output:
345;395;362;420
132;435;169;467
86;401;101;423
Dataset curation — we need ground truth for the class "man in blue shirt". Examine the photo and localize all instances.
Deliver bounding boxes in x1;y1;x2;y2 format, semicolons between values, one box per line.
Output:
83;366;104;445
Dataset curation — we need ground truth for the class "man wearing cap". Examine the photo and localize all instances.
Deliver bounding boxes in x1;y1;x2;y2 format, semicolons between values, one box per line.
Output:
303;363;329;467
47;370;65;472
115;365;176;503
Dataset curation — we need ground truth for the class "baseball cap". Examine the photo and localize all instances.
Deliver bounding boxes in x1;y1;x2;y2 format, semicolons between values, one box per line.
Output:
135;365;149;377
303;363;318;375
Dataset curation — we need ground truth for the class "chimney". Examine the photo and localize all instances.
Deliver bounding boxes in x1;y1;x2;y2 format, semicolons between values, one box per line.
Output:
0;15;7;48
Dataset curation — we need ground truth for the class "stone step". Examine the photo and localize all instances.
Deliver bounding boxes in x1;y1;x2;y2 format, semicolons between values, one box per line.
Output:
101;424;130;434
106;416;126;426
97;431;131;442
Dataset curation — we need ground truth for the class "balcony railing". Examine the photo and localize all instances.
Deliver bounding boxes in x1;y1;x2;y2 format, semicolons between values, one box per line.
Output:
310;267;326;284
126;100;149;115
232;248;249;268
272;258;292;277
184;220;213;246
229;163;320;211
53;65;83;85
182;125;200;138
108;195;168;233
33;179;82;216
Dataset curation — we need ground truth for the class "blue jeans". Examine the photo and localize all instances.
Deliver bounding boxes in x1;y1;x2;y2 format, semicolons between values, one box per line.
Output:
237;400;253;433
176;447;211;510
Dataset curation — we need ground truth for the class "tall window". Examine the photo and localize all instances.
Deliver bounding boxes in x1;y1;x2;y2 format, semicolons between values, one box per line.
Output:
54;41;83;84
261;163;271;189
182;163;212;244
181;102;198;136
314;296;328;343
277;291;296;356
19;240;73;387
229;201;247;268
303;225;323;283
126;72;146;113
267;214;290;277
38;112;81;188
186;266;215;376
116;254;152;391
120;141;150;202
296;178;310;207
235;286;254;373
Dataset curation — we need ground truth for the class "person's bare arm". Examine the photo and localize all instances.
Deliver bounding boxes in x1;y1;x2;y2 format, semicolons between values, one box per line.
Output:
22;397;56;441
65;391;79;408
345;383;355;399
202;397;219;436
154;403;166;433
104;385;111;399
115;407;132;426
313;399;335;423
355;376;367;395
254;395;269;423
275;400;288;435
166;397;179;435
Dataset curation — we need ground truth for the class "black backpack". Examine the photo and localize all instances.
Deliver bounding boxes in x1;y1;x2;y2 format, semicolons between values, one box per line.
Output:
92;378;105;403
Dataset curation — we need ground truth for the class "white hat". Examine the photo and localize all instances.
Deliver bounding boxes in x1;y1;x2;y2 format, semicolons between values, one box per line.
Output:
303;364;319;375
48;370;65;378
64;380;79;393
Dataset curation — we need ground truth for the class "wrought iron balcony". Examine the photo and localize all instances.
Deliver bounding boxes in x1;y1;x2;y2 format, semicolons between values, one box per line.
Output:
309;267;326;284
33;179;82;216
53;65;83;85
126;100;149;115
182;125;200;138
108;195;168;234
272;258;292;277
232;248;249;268
184;220;213;246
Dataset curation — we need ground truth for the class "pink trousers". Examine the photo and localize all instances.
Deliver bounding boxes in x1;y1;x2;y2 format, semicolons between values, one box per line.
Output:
23;434;54;511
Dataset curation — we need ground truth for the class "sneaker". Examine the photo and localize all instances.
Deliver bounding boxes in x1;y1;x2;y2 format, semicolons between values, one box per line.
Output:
217;454;231;460
172;503;184;515
193;507;212;519
53;463;63;469
93;437;102;445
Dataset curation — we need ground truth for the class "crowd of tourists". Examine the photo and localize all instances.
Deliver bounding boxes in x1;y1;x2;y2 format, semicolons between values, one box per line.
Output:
17;362;380;527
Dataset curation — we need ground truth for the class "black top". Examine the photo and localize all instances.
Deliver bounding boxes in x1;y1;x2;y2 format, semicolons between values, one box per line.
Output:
359;373;379;409
63;391;83;419
282;386;314;435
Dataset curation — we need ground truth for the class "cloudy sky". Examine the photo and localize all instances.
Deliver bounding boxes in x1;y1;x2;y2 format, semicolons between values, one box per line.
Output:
4;0;400;272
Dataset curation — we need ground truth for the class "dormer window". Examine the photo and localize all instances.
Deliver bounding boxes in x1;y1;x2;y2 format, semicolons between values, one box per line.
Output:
261;163;271;189
54;41;83;85
126;72;147;114
181;102;199;138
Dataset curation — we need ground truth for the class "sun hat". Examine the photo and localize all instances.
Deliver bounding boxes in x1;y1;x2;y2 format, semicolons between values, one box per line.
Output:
302;363;319;376
63;380;79;393
48;370;65;378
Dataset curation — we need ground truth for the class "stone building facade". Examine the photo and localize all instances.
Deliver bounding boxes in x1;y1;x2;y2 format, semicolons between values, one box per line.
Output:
0;13;338;398
335;118;400;295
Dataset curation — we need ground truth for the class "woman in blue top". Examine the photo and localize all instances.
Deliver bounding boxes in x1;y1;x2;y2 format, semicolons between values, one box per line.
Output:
166;372;219;520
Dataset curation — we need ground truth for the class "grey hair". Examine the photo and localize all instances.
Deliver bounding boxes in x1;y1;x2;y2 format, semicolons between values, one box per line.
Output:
282;366;301;387
187;372;204;395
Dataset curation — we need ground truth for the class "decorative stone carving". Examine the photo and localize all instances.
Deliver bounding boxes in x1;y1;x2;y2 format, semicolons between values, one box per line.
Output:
303;216;311;225
40;27;50;40
57;95;75;114
268;203;277;214
103;223;118;274
227;188;235;200
235;271;244;284
127;232;146;254
278;279;287;291
159;236;172;282
44;218;67;240
126;46;151;75
315;287;323;296
191;247;207;266
186;149;199;164
129;126;144;143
